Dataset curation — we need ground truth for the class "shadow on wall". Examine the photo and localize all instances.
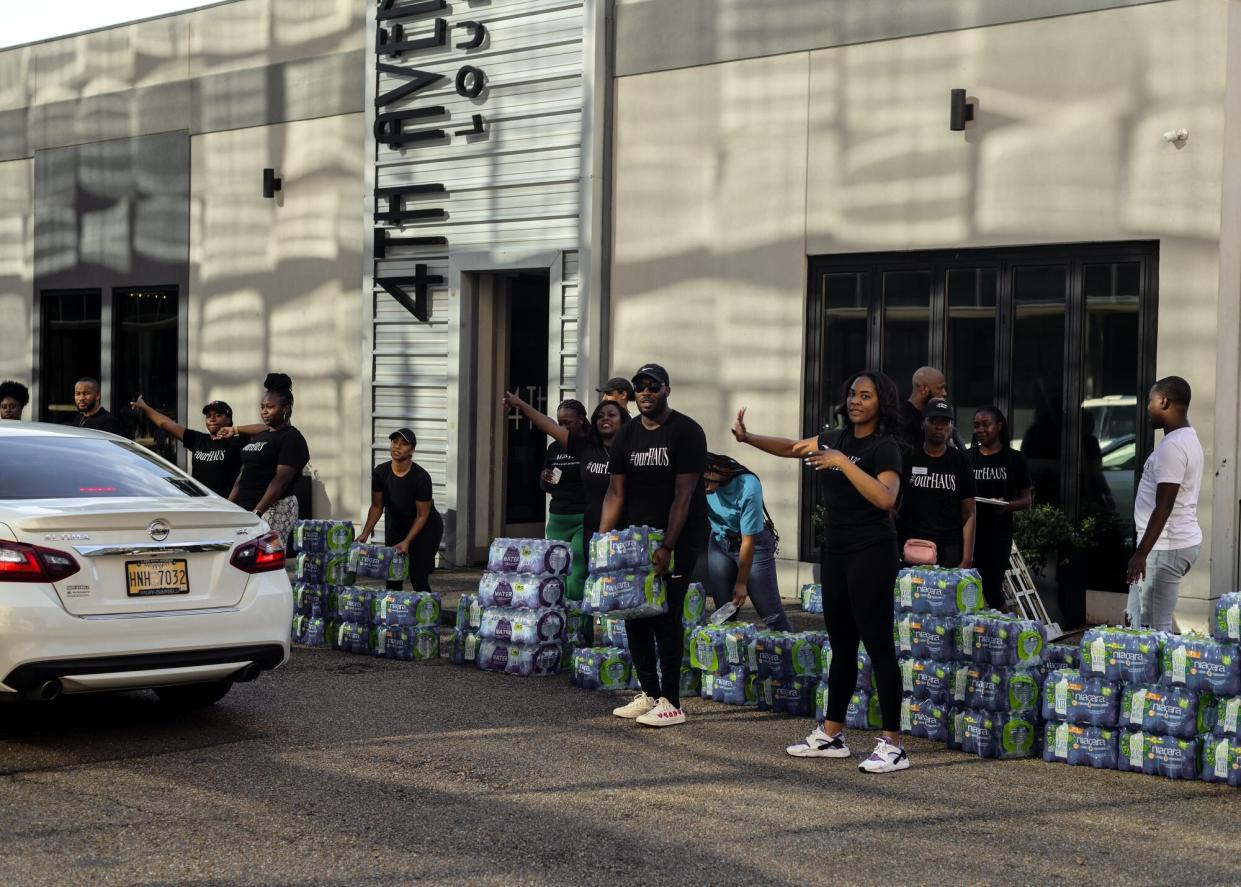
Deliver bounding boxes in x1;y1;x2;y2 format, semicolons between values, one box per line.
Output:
189;112;364;520
608;7;1225;560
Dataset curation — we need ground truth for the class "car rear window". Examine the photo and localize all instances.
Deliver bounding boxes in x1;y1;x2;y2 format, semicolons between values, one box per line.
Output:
0;436;209;499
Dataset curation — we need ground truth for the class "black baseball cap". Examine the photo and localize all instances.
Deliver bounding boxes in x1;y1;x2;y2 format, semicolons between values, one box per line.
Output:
596;377;636;398
924;398;954;420
389;427;417;446
202;400;232;418
632;364;670;387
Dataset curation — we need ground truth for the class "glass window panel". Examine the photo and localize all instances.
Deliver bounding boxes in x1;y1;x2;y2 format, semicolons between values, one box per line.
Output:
114;287;178;457
821;272;869;426
881;269;930;398
1082;262;1141;591
946;269;997;437
39;290;101;424
1011;266;1067;507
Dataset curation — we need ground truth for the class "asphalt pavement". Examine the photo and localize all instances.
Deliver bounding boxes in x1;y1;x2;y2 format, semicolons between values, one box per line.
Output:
1;572;1238;886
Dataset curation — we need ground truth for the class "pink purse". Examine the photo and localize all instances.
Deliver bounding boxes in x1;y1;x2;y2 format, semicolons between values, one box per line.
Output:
902;539;938;565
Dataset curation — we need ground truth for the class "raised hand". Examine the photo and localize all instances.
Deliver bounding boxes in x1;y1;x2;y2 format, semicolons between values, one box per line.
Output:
731;407;749;443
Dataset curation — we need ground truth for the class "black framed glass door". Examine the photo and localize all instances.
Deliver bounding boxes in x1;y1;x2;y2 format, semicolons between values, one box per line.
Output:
39;290;102;424
112;286;180;461
804;242;1159;594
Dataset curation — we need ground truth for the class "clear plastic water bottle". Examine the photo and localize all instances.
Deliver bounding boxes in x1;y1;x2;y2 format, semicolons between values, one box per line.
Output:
1126;581;1143;628
708;601;737;625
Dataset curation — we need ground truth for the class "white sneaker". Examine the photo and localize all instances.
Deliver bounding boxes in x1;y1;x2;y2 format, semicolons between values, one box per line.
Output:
612;692;657;719
635;697;687;727
858;737;910;773
786;725;851;758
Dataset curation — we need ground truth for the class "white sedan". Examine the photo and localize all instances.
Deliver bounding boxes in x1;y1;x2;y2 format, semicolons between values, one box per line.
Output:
0;421;293;707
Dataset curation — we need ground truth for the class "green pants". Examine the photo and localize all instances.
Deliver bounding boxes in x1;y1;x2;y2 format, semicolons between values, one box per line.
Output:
545;511;587;603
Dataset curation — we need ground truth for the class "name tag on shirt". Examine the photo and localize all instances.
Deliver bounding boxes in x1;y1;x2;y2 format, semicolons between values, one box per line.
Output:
912;466;928;475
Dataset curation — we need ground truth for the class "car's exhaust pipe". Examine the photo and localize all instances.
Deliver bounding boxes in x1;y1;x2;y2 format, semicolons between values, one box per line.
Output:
233;663;262;683
25;679;62;702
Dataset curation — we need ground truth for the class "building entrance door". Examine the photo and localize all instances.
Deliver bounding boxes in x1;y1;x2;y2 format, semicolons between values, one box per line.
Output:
468;269;552;552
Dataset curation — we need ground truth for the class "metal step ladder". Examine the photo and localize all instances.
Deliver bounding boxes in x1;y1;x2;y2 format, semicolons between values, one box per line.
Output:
1002;541;1064;640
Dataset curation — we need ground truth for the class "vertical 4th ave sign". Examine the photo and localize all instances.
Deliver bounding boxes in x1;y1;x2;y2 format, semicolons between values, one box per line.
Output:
373;0;489;321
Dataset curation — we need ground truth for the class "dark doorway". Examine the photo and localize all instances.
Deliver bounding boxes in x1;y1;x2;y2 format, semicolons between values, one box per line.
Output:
503;272;550;530
113;286;179;461
39;290;101;424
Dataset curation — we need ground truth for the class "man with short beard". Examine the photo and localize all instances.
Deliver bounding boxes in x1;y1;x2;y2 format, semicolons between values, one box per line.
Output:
69;377;125;436
600;363;709;728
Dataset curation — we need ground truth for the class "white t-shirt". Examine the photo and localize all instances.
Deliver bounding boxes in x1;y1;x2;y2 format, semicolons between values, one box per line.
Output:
1134;426;1203;550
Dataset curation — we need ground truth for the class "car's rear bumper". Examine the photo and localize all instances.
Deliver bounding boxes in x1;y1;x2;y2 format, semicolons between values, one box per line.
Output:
0;571;293;696
3;644;287;693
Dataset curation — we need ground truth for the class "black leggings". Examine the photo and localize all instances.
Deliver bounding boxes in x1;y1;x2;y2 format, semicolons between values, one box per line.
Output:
627;548;700;708
973;532;1011;611
385;519;444;592
821;538;902;732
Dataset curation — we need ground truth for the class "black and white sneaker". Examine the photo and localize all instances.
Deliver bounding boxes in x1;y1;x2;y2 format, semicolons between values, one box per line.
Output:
858;737;910;773
785;725;851;758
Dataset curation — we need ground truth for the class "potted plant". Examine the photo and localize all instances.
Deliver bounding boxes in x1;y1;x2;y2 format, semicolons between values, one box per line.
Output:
1014;504;1095;628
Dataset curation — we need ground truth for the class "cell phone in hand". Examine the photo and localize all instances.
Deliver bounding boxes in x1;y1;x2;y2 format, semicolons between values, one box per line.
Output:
550;467;562;485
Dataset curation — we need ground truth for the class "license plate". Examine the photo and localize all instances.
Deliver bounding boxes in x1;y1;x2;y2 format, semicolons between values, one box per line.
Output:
126;559;190;597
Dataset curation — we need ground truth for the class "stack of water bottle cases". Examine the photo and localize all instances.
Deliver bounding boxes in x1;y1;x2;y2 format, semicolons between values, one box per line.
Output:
568;528;704;694
450;538;574;676
1042;591;1241;785
289;519;441;660
569;526;706;692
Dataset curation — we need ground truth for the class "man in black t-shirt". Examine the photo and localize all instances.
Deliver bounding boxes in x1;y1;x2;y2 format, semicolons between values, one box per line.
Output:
358;428;444;592
132;396;245;498
897;397;977;568
70;377;126;437
601;363;708;728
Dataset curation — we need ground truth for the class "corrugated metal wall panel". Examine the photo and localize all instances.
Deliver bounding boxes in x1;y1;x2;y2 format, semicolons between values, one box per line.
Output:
556;250;580;403
368;0;586;560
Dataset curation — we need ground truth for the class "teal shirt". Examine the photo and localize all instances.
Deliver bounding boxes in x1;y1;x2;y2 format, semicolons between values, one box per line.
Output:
706;473;766;540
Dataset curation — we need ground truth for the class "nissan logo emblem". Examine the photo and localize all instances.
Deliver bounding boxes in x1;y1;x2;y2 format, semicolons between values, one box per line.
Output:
148;519;171;542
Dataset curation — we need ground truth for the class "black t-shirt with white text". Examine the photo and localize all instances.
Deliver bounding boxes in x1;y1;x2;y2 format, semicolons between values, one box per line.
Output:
372;461;443;546
235;424;310;511
969;447;1031;540
608;410;709;558
818;428;904;554
567;432;618;539
543;441;585;515
182;428;246;499
897;445;977;550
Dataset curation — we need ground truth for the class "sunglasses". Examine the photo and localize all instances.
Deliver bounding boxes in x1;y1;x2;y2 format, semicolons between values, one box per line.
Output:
633;381;664;394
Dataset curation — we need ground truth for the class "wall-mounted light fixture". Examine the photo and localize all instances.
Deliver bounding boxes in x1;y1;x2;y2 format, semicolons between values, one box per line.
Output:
262;168;282;198
950;89;975;132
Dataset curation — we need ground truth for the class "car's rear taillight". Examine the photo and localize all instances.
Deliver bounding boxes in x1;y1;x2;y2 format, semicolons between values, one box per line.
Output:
0;540;80;583
230;531;286;574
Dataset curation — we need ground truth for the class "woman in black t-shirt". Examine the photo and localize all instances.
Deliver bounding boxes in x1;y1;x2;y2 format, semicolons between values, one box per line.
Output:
735;370;909;774
539;400;590;602
503;392;631;605
969;405;1033;610
358;428;444;591
896;397;977;569
222;373;309;548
